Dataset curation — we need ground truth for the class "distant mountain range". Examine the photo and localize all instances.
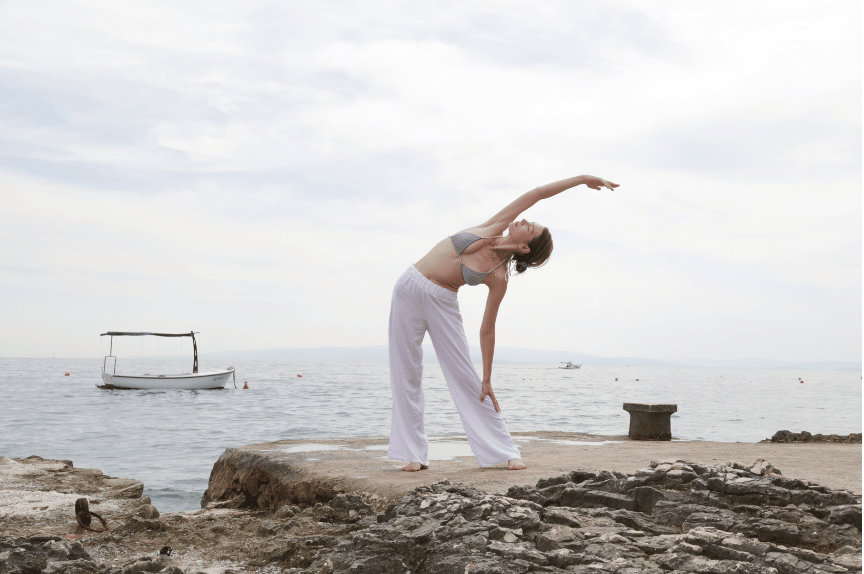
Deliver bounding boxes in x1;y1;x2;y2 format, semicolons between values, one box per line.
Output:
203;345;861;371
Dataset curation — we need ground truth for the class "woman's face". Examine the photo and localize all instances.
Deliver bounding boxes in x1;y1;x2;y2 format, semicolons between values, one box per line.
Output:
509;219;545;247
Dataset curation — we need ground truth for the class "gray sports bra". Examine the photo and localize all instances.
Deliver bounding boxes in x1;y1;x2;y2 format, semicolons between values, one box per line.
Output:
450;232;509;286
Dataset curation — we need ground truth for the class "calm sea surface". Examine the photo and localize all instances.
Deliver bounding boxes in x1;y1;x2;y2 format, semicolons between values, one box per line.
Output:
2;358;860;512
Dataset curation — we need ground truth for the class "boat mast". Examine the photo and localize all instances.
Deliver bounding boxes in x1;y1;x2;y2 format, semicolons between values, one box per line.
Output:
191;331;198;373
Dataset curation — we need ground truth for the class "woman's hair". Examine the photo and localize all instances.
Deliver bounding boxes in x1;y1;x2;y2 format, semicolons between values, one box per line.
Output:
512;227;553;274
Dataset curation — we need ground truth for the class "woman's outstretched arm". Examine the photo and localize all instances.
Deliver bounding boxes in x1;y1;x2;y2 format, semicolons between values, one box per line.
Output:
478;175;618;234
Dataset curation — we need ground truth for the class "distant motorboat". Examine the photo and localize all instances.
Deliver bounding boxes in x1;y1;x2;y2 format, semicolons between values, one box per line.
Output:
98;331;235;390
559;361;581;370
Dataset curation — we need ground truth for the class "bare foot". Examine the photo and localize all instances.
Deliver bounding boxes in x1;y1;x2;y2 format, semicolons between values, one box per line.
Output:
508;459;527;470
401;462;429;472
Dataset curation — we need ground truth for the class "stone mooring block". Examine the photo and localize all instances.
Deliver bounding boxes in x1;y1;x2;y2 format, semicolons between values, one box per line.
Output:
623;403;677;441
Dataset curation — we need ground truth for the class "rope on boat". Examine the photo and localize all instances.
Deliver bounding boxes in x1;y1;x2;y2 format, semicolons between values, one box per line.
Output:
75;498;108;533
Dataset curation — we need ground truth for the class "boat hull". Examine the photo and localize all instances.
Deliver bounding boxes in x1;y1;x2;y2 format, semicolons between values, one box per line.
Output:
99;370;233;390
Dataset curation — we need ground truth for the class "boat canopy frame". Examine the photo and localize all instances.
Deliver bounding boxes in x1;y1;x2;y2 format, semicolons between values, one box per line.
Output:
101;331;199;374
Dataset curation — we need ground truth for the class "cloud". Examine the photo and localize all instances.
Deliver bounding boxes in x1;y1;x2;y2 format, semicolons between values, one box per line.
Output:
0;0;859;361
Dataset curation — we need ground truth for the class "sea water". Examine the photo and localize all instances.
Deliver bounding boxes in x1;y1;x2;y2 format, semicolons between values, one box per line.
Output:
1;358;860;511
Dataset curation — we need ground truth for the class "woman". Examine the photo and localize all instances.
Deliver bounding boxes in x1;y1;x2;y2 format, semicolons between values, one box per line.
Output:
388;174;619;472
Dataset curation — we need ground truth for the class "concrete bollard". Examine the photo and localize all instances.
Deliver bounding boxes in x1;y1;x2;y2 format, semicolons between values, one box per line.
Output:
623;403;677;440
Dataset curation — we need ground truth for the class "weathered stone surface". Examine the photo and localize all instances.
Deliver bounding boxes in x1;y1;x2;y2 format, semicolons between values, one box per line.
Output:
3;547;48;574
632;486;666;514
0;538;134;574
197;433;861;516
4;453;859;574
201;448;341;510
133;504;159;520
828;505;863;530
42;558;104;574
103;479;145;500
542;507;583;528
682;510;737;532
293;457;861;573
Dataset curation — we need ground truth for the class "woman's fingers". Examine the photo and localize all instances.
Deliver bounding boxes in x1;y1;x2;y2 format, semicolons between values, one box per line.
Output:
584;175;619;190
480;387;502;412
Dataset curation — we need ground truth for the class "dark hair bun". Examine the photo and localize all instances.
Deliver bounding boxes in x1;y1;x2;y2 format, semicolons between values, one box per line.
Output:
511;227;553;275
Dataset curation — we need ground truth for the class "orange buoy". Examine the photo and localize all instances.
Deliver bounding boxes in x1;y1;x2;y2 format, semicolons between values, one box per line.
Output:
64;373;70;376
635;378;639;381
615;378;618;381
243;382;249;389
297;374;303;377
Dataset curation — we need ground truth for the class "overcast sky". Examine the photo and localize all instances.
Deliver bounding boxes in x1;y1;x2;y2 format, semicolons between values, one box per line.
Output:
1;1;860;362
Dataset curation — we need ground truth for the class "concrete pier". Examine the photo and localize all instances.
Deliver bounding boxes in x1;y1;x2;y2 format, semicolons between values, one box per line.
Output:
200;431;861;509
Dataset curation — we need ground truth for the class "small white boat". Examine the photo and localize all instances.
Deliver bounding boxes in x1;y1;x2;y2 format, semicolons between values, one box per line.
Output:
559;361;581;370
98;331;235;390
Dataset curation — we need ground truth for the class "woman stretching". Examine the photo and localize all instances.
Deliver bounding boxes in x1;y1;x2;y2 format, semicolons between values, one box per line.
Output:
388;175;619;471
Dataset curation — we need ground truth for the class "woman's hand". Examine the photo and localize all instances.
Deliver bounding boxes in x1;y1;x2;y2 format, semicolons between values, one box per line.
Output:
580;175;619;191
480;380;501;412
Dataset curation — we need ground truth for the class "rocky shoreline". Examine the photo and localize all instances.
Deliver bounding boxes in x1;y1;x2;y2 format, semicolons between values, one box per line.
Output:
2;453;861;574
763;431;863;444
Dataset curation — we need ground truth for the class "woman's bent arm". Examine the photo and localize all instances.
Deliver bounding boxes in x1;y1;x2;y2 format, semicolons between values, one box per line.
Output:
478;280;507;412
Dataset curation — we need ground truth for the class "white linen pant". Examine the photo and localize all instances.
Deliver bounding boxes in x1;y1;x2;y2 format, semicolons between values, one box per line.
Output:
387;265;521;467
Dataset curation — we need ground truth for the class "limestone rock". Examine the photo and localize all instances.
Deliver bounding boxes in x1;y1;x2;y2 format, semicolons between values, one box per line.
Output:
134;504;159;520
217;457;862;573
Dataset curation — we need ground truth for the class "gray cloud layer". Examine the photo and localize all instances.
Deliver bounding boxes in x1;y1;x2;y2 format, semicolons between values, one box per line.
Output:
0;1;860;361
